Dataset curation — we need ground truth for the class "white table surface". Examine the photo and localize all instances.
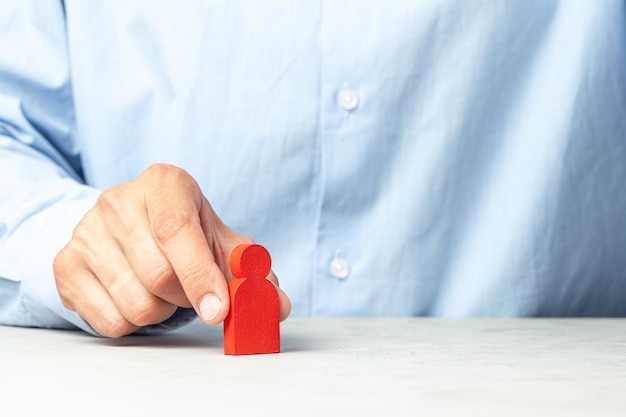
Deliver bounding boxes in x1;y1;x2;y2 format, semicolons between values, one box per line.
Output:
1;318;625;416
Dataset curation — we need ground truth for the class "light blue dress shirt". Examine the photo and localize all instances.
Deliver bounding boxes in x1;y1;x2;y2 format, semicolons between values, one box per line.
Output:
1;1;625;335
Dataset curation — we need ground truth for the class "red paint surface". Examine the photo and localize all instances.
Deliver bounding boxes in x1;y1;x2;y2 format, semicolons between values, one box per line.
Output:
224;244;280;355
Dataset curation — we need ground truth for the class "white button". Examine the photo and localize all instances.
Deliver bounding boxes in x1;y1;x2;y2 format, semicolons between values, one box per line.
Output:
337;89;359;111
329;256;350;279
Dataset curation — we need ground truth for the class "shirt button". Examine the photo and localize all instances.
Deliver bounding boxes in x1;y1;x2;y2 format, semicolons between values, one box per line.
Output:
329;256;350;279
337;89;359;111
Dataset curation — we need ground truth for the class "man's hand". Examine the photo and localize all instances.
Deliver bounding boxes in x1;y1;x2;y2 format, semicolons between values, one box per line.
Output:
53;164;291;337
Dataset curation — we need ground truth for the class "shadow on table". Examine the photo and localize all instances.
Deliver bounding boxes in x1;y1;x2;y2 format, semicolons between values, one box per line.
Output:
80;320;313;353
78;319;222;349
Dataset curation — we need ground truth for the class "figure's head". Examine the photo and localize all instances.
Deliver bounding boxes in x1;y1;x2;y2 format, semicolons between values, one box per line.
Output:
229;243;272;280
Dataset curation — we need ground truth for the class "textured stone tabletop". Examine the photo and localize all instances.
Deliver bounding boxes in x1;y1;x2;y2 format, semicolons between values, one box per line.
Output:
2;318;625;416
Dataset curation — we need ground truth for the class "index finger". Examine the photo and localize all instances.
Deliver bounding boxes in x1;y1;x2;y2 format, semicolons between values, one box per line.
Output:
144;170;230;324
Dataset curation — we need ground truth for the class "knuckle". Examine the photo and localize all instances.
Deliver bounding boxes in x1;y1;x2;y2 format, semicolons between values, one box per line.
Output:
144;164;199;193
53;271;69;298
52;249;69;277
95;187;131;227
153;210;196;245
178;262;221;305
144;164;188;186
96;187;122;213
144;163;176;178
123;296;164;327
57;294;75;311
96;313;136;338
53;248;82;291
66;218;93;242
179;261;210;288
144;262;176;294
66;213;97;248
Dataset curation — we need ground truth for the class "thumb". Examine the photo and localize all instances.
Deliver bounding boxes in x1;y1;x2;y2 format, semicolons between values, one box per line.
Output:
201;202;292;322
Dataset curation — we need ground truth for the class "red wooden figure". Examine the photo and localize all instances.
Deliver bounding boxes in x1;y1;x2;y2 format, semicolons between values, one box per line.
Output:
223;243;280;355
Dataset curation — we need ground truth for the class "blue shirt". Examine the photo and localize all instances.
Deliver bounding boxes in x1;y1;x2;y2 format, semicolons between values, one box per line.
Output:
1;1;626;335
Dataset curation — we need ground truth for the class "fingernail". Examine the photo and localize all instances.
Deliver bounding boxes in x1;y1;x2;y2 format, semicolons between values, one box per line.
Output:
199;294;222;322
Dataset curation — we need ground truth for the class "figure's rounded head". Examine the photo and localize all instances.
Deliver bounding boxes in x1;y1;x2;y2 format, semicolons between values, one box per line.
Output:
229;243;272;280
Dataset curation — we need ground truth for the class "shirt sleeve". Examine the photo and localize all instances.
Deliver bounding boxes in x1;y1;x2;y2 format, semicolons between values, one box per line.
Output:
0;1;197;336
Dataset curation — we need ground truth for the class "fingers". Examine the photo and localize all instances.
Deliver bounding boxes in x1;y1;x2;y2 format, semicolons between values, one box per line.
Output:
53;238;140;338
142;166;230;324
95;175;191;308
55;163;293;337
140;166;290;324
121;234;192;308
54;210;178;337
82;234;178;327
267;270;292;322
